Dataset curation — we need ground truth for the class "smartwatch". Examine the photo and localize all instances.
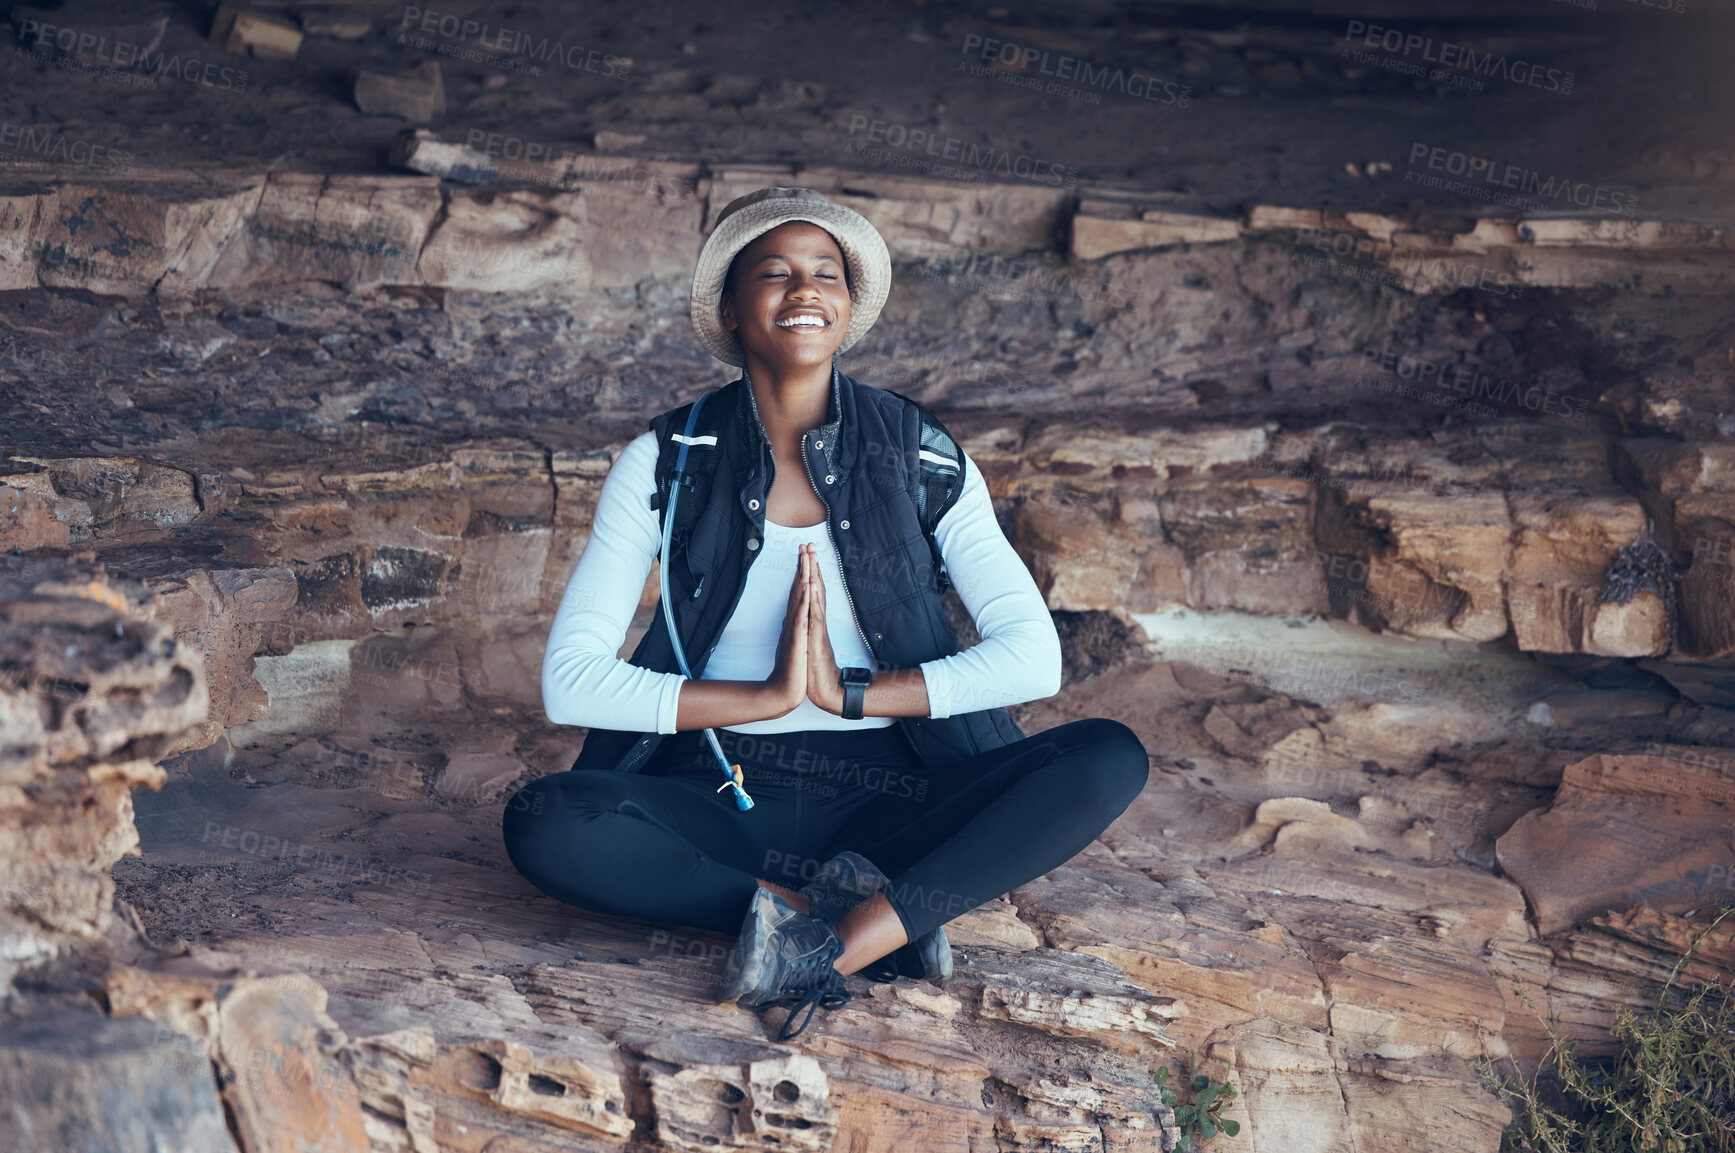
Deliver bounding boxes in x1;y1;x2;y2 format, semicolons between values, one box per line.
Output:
838;666;874;721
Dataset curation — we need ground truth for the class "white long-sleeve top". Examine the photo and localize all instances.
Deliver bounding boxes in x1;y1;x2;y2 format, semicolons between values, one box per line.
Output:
540;429;1063;735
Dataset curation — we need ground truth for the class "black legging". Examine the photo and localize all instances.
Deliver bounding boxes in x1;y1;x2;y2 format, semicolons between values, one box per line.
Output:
501;718;1149;942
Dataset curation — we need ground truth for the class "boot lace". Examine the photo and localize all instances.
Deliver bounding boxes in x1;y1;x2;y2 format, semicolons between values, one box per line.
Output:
771;948;851;1041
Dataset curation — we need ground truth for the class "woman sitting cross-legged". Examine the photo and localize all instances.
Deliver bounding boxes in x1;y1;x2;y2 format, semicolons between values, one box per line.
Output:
503;187;1151;1041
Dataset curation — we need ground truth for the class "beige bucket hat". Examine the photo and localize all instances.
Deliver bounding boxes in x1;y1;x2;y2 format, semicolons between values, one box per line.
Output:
689;186;892;368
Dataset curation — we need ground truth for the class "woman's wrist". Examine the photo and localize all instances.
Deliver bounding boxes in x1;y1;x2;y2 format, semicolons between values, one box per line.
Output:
813;668;846;715
854;667;931;719
762;678;805;716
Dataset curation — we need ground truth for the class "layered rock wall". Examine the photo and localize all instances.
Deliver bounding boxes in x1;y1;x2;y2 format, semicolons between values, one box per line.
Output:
2;154;1733;1153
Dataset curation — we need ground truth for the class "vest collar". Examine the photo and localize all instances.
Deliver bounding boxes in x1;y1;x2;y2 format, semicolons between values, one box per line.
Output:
736;360;852;475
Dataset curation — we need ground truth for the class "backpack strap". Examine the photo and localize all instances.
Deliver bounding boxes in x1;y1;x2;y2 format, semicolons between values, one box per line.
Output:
886;389;966;595
649;387;727;558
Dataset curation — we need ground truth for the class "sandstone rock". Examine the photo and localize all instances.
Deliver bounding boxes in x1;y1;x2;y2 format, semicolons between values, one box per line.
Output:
143;565;296;756
0;479;72;551
1200;1019;1350;1153
1638;662;1735;707
1523;689;1676;728
0;1000;236;1153
646;1051;834;1151
299;9;372;40
5;455;202;541
1677;543;1735;659
1496;752;1735;934
237;174;437;291
0;557;208;985
12;159;1735;1153
390;129;502;185
437;752;526;804
1359;489;1512;641
418;188;590;292
215;974;371;1153
210;6;304;60
943;896;1043;951
355;62;447;123
1072;208;1241;260
230;639;357;749
594;131;647;150
456;1036;634;1140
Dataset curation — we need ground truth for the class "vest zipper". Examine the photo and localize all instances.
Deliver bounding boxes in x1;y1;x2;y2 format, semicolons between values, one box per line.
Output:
699;444;768;671
801;431;875;662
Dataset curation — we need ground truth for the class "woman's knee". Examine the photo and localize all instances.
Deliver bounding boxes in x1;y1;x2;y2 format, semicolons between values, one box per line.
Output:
1068;718;1150;810
501;772;618;865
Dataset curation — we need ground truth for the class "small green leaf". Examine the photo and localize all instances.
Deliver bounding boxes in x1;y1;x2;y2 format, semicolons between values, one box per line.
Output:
1193;1074;1211;1092
1161;1091;1178;1107
1201;1116;1216;1139
1222;1118;1240;1136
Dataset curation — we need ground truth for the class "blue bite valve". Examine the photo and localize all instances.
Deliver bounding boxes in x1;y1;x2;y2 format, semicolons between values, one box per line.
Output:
715;763;754;810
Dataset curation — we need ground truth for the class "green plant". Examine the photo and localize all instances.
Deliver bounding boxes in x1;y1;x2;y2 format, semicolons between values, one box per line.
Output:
1477;902;1735;1153
1155;1055;1241;1149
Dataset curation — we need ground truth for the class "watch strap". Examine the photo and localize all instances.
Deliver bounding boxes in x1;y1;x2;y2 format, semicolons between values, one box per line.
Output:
838;666;872;721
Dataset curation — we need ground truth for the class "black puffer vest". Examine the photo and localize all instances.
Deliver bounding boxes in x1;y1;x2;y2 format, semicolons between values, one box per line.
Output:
568;368;1026;775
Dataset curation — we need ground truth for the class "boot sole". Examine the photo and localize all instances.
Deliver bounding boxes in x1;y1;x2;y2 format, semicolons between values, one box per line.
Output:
716;889;777;1003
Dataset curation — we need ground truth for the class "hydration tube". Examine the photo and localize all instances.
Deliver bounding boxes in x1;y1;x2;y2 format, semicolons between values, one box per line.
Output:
661;390;754;812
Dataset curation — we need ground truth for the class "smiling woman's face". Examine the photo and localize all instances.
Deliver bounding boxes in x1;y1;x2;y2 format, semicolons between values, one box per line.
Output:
719;221;852;372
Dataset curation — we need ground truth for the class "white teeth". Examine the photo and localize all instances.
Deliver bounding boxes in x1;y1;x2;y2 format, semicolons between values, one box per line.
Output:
776;315;827;328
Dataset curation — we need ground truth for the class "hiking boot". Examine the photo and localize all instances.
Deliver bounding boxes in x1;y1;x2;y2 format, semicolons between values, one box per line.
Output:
800;851;954;983
862;930;953;985
717;887;852;1041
